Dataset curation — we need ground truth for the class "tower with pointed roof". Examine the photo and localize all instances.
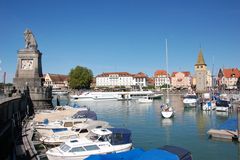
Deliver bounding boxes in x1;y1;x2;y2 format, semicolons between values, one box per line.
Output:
194;49;207;93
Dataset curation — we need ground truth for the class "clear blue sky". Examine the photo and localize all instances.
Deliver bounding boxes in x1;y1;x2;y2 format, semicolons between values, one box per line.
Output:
0;0;239;82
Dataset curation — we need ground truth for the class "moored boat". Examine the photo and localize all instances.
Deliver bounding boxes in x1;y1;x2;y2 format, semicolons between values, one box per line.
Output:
161;104;174;118
70;91;155;101
202;100;216;111
138;96;153;103
40;120;111;145
46;128;132;160
215;100;232;112
183;93;198;107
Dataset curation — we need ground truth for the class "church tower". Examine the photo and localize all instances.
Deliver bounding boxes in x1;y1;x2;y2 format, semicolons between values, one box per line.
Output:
194;49;207;93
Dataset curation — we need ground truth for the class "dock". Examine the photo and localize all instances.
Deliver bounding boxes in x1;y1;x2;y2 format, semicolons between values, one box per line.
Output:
207;129;238;140
207;106;240;141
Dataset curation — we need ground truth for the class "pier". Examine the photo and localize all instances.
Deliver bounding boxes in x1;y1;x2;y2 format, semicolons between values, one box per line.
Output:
0;91;37;160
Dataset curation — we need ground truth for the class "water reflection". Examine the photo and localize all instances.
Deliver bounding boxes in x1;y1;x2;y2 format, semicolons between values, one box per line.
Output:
53;94;239;160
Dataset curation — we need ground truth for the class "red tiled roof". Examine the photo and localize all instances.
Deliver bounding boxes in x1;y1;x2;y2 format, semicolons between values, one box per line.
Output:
172;71;190;77
96;72;133;77
47;73;69;82
154;70;167;76
147;77;155;85
133;72;148;78
223;68;240;78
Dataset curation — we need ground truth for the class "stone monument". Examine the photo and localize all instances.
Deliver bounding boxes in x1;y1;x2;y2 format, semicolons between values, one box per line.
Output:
13;29;53;110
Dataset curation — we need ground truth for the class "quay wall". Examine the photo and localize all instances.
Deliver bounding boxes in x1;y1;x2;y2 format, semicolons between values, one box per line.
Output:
0;96;28;160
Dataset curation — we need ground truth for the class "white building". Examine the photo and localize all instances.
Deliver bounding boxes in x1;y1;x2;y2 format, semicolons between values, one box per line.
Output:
218;68;240;89
96;72;148;88
154;70;170;87
171;71;191;89
44;73;69;89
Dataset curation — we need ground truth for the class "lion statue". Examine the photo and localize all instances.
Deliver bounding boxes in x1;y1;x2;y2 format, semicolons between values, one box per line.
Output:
24;29;38;49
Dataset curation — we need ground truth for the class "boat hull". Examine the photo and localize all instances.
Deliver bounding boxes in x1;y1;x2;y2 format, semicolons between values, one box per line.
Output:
47;144;132;160
216;106;229;112
161;111;174;118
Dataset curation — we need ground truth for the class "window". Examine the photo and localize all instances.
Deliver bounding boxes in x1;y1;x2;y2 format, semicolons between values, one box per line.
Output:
79;129;88;133
84;145;100;151
69;147;85;152
60;144;71;152
64;122;73;127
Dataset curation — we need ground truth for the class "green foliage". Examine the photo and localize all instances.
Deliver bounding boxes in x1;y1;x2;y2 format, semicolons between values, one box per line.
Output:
68;66;93;89
237;77;240;90
143;85;155;90
160;84;170;89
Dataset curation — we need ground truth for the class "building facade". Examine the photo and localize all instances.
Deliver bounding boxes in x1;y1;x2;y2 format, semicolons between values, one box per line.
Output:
44;73;69;89
218;68;240;89
95;72;148;88
194;49;207;93
206;70;212;89
171;71;191;89
154;70;170;88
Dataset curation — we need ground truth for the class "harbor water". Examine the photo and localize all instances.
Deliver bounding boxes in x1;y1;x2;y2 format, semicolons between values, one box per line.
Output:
53;95;239;160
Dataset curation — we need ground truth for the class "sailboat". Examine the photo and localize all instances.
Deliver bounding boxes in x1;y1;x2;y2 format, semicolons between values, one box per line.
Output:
161;39;174;118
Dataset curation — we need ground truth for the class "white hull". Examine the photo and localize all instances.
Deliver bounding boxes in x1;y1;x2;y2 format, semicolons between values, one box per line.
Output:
70;91;154;102
161;111;174;118
138;99;153;103
216;106;229;112
47;144;132;160
202;102;216;111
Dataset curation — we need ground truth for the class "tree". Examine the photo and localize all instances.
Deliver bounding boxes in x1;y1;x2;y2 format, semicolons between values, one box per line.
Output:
237;77;240;90
69;66;93;90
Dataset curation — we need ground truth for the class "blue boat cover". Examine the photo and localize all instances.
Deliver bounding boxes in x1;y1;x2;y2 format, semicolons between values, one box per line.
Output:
160;145;192;160
136;149;179;160
52;128;68;133
72;110;97;120
216;100;230;107
85;148;145;160
108;128;132;145
219;118;237;131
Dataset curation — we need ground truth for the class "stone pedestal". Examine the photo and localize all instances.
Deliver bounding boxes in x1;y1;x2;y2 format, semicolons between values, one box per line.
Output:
13;47;53;110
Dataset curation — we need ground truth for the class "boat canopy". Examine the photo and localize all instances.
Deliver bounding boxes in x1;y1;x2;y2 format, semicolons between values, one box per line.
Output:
160;145;192;160
216;100;230;107
108;128;132;145
72;110;97;120
136;149;179;160
86;146;191;160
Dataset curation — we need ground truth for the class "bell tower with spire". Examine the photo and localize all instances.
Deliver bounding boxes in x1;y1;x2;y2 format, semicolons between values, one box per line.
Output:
194;49;207;93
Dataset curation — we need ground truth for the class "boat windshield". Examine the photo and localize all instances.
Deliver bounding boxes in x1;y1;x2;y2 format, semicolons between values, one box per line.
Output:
185;95;197;99
86;132;99;141
59;143;71;152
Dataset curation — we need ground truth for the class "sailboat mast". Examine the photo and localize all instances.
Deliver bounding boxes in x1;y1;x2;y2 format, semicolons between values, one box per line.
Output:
166;39;169;104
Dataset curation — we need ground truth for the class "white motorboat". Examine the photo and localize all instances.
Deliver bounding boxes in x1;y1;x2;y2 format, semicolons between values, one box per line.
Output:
46;128;132;160
33;105;89;122
161;104;174;118
40;120;111;145
138;96;153;103
183;94;198;107
34;110;97;136
35;118;94;137
202;100;216;111
216;100;232;112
